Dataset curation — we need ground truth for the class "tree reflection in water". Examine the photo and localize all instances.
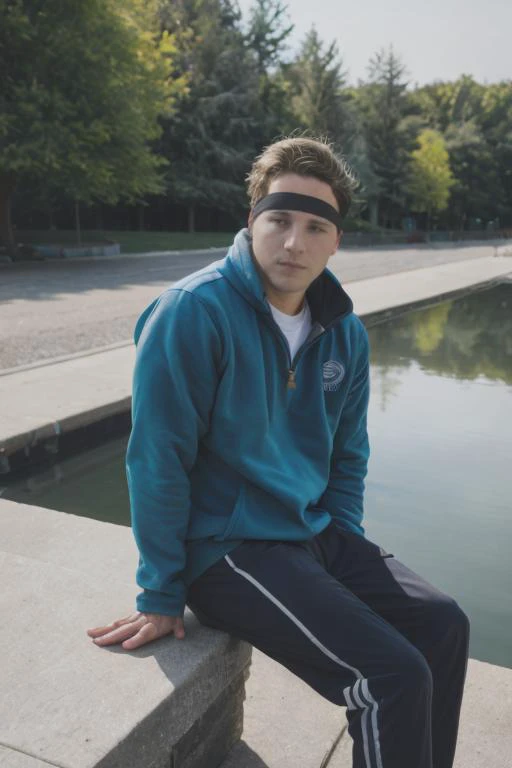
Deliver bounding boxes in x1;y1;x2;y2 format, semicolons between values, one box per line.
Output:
368;282;512;385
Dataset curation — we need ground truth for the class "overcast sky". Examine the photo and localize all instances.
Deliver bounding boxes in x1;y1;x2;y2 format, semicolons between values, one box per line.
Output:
236;0;511;86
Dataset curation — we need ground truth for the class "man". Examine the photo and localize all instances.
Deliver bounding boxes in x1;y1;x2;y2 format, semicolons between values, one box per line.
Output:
88;137;469;768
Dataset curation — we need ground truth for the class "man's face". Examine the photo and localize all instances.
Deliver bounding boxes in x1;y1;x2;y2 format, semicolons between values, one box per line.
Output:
248;173;342;314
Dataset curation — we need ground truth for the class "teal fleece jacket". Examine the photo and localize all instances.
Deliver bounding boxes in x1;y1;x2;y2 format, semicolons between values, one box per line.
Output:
126;228;370;617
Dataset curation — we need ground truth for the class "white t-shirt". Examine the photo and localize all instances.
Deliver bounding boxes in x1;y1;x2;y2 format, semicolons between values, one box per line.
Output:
269;300;313;361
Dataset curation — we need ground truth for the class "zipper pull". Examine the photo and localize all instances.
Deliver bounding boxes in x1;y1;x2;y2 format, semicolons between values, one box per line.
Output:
287;369;296;389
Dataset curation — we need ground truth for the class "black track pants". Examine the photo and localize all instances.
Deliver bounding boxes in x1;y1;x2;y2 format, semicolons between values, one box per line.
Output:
187;522;470;768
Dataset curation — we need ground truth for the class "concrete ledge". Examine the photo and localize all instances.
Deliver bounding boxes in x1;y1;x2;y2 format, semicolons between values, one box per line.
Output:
346;255;512;317
0;344;135;460
0;396;131;459
0;500;252;768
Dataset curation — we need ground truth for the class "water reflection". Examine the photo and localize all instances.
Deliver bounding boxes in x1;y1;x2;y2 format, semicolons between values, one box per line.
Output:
1;438;130;526
364;282;512;668
369;283;512;385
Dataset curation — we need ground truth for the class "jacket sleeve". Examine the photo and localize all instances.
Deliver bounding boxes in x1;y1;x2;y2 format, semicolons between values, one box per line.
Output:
126;289;223;617
318;324;370;536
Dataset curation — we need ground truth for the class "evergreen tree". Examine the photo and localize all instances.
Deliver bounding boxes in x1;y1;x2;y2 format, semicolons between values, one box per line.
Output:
158;0;260;230
243;0;296;147
355;46;412;228
282;28;378;217
244;0;293;75
285;27;352;145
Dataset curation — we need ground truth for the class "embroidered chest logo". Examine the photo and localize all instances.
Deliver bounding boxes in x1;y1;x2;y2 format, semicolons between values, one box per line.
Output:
322;360;345;392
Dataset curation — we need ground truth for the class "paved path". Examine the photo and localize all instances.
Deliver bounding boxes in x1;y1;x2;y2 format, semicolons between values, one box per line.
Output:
0;243;501;370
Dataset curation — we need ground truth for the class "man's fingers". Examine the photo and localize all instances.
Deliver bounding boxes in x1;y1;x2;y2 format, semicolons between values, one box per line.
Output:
173;618;185;639
122;621;159;650
91;616;146;646
87;613;185;648
87;613;140;638
121;617;185;649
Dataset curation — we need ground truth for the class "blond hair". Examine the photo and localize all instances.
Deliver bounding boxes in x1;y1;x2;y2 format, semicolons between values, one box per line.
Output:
246;136;358;216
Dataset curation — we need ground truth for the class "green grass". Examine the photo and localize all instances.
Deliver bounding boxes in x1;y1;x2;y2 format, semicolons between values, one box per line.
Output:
16;230;236;254
16;218;384;255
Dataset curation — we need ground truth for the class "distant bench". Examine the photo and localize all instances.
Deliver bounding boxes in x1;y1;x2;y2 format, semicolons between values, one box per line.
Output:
0;500;252;768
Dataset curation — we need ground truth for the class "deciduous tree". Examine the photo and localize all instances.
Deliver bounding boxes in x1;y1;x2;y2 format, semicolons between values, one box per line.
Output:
0;0;182;254
407;129;454;230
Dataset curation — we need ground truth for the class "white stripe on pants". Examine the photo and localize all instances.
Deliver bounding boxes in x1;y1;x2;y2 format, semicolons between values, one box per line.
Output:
225;554;384;768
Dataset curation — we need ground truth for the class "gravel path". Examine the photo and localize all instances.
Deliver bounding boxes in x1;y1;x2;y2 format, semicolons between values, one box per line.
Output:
0;243;499;370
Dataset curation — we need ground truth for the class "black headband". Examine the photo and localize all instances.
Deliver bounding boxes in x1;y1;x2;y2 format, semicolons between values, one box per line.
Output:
251;192;344;231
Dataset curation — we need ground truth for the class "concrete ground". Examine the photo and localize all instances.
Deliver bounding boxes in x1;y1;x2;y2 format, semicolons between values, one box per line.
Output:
1;243;511;767
221;651;512;768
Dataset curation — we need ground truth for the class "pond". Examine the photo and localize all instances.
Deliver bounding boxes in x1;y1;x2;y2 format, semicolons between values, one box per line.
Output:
3;282;511;668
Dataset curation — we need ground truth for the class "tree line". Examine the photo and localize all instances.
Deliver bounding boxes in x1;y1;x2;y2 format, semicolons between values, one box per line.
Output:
1;0;511;255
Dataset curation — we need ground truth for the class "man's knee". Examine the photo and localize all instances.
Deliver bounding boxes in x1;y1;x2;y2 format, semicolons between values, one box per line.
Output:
427;595;470;645
397;644;434;695
450;599;470;640
348;644;434;713
363;639;433;701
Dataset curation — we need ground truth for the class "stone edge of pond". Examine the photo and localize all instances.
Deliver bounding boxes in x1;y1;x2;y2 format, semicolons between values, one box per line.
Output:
361;275;505;329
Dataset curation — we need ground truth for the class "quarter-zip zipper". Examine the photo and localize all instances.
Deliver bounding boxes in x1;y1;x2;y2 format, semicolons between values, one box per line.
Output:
263;314;326;390
287;369;297;389
286;329;323;389
264;305;351;391
262;314;296;385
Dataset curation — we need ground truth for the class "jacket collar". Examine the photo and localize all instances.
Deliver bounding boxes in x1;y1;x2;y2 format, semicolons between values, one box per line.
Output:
220;228;353;329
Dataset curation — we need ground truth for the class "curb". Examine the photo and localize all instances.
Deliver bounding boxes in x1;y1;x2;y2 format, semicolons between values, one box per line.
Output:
0;340;134;378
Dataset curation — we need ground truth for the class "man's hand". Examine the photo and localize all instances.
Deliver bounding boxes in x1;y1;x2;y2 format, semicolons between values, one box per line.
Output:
87;612;185;650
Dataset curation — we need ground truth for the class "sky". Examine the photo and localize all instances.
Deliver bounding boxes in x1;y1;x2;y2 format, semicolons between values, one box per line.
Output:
236;0;512;86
